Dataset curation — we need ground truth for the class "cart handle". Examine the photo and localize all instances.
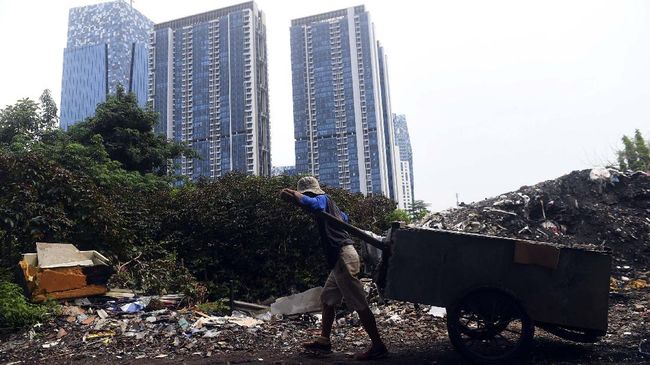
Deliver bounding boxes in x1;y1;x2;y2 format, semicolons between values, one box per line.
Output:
317;211;387;250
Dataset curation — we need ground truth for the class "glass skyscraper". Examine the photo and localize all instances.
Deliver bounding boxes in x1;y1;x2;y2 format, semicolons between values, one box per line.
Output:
393;114;415;210
149;2;270;179
290;6;394;196
377;42;399;202
60;0;153;130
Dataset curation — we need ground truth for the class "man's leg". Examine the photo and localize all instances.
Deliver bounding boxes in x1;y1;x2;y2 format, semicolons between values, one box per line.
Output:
320;303;336;338
336;246;388;360
357;307;382;345
303;271;341;352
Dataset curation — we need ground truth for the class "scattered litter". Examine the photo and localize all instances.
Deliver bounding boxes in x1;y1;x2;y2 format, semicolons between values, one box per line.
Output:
178;317;190;331
74;298;92;306
120;301;145;313
427;306;446;318
84;330;116;341
589;167;611;181
640;339;650;356
627;279;648;290
41;340;60;349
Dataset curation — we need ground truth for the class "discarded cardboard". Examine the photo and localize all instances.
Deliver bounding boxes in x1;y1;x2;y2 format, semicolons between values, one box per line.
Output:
19;243;113;302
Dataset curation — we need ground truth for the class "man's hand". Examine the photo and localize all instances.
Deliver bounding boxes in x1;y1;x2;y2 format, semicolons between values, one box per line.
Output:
280;188;297;203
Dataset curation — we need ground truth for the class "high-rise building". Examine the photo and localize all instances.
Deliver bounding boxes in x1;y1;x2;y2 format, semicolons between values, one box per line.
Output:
60;0;153;130
290;6;391;196
377;42;400;202
149;2;270;179
393;114;414;211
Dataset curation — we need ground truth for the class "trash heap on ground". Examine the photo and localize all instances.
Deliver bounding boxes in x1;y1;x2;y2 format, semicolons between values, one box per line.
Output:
0;280;447;363
420;168;650;278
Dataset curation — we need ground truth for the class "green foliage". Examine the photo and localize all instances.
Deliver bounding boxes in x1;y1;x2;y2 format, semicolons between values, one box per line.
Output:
0;281;52;329
409;199;431;221
39;89;58;130
618;129;650;171
109;253;206;303
0;90;397;305
68;84;195;175
197;299;230;316
0;98;42;145
160;174;395;301
387;209;411;224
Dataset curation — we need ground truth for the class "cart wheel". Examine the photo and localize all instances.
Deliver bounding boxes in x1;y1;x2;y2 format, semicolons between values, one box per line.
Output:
446;288;534;364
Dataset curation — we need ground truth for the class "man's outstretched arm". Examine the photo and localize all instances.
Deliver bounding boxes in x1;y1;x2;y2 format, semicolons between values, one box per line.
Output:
280;188;348;222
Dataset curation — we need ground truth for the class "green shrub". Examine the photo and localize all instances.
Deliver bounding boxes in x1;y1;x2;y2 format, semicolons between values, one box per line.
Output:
196;299;230;316
0;281;51;329
109;253;207;304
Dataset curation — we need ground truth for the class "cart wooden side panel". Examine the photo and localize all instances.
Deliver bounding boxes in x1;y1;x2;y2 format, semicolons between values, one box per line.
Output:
383;228;611;333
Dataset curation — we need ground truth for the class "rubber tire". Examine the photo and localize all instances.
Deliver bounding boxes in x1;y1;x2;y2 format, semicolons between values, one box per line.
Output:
446;288;535;364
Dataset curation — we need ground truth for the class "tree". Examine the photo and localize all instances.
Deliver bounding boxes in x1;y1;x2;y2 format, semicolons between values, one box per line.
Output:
409;200;431;221
39;89;58;130
617;129;650;172
387;209;411;224
0;98;41;144
0;90;60;146
68;84;195;175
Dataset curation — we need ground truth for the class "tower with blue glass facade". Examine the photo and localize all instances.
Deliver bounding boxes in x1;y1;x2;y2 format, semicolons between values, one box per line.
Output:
60;0;153;130
290;6;393;196
149;2;270;179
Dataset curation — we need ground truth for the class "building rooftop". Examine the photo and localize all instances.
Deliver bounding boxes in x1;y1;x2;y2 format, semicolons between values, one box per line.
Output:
291;5;365;26
155;1;256;30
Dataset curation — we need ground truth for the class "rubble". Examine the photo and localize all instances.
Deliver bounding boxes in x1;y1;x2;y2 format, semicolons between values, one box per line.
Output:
420;168;650;274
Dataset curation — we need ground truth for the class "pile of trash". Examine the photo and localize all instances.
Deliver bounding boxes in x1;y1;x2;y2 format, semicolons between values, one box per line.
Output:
421;168;650;274
0;280;448;363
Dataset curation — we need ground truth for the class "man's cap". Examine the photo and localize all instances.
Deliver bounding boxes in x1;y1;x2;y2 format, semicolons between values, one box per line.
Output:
297;176;325;195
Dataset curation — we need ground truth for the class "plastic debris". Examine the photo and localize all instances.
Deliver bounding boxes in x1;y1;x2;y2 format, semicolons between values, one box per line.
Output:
589;167;611;181
41;340;60;349
270;287;323;315
120;301;145;313
627;279;648;290
178;317;190;331
427;306;446;318
640;339;650;356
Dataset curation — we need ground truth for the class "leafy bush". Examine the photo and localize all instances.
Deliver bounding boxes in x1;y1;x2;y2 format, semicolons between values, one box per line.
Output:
109;253;207;304
196;299;230;316
159;173;395;301
0;281;53;329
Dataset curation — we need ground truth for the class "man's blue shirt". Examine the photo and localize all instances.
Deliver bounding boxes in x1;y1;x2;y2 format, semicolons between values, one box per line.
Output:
299;194;349;223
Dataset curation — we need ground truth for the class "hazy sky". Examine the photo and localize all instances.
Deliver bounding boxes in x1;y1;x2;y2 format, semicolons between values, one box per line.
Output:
1;0;649;211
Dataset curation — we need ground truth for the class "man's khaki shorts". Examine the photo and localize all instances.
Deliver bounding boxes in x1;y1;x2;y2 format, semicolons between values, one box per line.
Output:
320;245;368;311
